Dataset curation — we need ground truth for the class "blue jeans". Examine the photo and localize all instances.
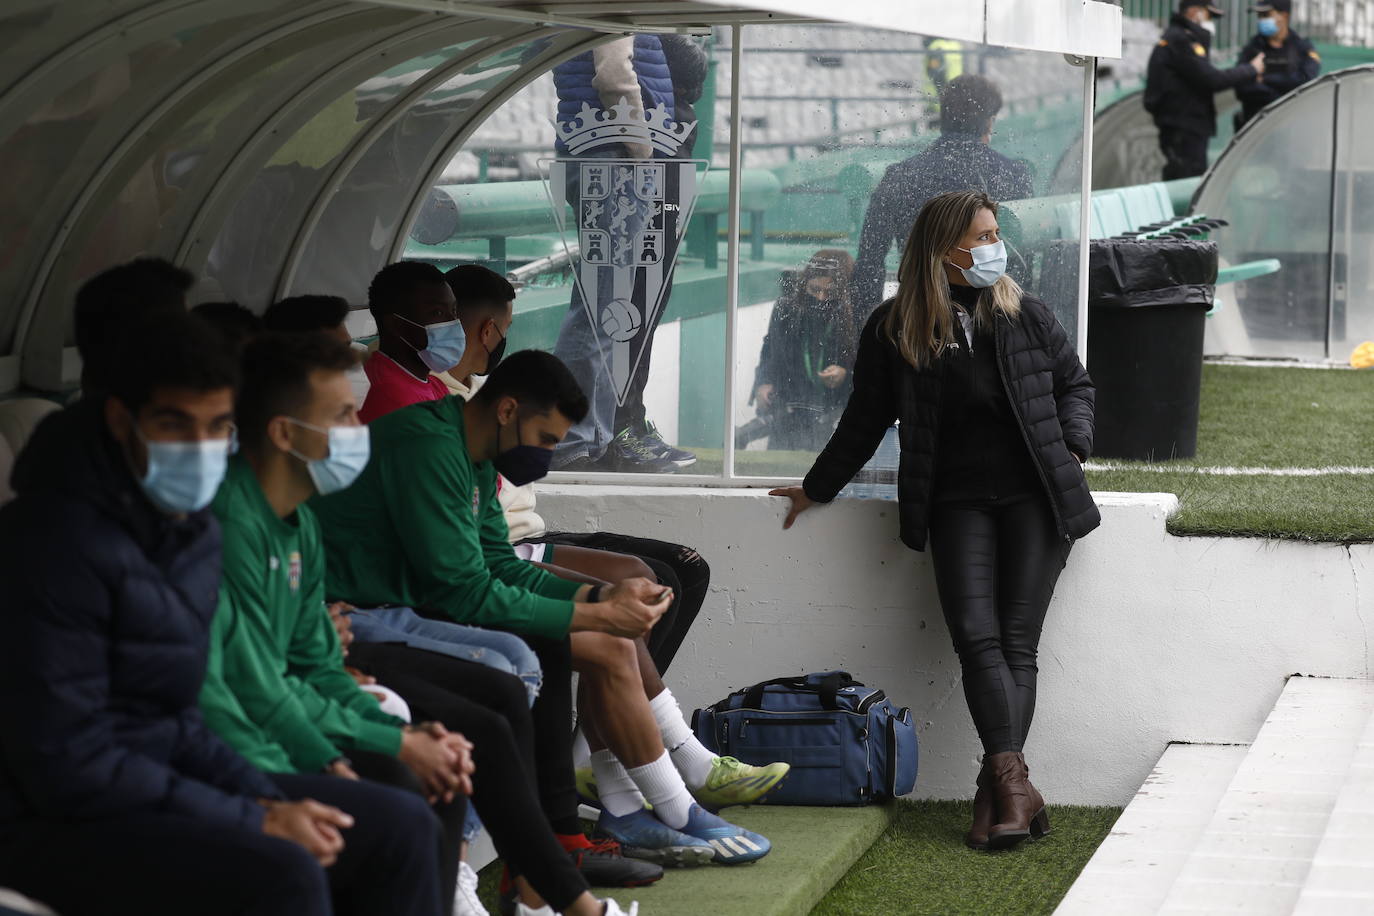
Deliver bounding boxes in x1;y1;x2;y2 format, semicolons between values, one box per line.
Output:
348;607;542;705
553;287;618;461
347;607;543;845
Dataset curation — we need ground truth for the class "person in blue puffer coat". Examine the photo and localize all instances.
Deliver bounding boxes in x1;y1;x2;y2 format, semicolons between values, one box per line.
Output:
550;35;702;474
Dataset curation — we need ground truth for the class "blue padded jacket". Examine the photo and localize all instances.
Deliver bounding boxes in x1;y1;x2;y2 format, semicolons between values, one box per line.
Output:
0;401;282;831
553;34;675;158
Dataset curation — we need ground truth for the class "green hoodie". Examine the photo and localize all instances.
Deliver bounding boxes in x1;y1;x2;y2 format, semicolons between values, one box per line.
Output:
311;397;581;639
199;457;404;773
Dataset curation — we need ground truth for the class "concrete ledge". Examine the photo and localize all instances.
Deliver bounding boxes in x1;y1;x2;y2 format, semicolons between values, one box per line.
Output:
537;486;1374;806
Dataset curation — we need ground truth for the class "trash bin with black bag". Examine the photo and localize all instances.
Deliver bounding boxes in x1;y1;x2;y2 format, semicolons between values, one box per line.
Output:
1078;237;1218;460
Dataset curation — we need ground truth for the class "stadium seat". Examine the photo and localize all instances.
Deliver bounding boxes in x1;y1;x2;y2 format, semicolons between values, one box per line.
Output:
0;398;60;478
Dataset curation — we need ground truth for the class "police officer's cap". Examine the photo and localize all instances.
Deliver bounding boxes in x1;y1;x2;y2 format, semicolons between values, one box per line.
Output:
1179;0;1225;16
1252;0;1291;13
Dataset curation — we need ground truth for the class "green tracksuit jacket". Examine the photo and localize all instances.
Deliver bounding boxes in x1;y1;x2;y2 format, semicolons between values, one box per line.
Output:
310;397;581;639
200;458;404;773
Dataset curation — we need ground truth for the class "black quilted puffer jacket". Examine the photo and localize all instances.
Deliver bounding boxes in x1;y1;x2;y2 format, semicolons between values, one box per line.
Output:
802;294;1101;550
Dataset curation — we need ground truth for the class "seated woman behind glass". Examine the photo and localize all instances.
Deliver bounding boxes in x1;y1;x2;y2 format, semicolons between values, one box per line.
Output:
747;250;859;452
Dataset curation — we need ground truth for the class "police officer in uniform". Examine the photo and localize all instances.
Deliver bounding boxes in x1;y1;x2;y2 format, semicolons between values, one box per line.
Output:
1145;0;1266;180
1233;0;1321;130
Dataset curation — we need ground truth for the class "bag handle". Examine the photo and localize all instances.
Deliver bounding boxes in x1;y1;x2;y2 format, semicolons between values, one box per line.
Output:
739;672;856;711
741;676;810;710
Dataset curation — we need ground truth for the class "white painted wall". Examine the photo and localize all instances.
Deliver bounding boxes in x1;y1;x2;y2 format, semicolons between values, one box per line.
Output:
536;486;1374;807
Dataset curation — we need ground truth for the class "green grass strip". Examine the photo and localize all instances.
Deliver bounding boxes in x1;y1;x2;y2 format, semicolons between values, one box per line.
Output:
814;800;1122;916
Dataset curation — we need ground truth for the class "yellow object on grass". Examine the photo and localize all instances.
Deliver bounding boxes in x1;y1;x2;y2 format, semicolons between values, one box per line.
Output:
1351;341;1374;369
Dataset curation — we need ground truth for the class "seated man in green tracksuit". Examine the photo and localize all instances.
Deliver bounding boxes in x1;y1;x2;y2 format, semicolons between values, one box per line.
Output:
311;350;774;866
200;333;630;916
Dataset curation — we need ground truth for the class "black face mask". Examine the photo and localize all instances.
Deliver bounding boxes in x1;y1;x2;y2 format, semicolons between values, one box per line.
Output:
492;411;552;487
484;325;508;375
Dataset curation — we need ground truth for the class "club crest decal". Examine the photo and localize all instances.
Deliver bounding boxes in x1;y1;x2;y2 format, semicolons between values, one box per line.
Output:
543;98;706;405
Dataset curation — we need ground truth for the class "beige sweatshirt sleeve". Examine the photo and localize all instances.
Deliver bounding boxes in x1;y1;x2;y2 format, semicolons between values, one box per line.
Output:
592;38;651;160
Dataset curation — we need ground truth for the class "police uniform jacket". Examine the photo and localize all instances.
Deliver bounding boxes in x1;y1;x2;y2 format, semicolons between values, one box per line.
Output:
1234;30;1320;121
1145;14;1259;136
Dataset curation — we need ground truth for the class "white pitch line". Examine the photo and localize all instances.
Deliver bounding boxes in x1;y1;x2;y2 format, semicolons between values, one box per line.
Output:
1085;462;1374;477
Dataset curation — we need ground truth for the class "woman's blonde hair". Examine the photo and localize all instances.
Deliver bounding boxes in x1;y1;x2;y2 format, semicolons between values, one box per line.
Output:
883;190;1022;369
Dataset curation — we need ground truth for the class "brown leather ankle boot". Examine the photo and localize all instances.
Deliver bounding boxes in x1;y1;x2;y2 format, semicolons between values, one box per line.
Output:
964;757;995;850
1021;754;1050;839
986;751;1036;849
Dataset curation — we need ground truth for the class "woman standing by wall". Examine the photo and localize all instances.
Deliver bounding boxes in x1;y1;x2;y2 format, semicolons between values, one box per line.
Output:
769;190;1100;850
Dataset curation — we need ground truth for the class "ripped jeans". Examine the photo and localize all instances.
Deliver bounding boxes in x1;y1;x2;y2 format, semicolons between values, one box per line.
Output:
348;607;543;845
347;607;543;706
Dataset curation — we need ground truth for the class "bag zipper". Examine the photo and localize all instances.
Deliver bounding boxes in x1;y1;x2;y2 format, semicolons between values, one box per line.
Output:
739;715;840;739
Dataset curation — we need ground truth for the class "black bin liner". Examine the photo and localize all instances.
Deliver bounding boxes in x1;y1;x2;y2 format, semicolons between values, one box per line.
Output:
1085;238;1218;461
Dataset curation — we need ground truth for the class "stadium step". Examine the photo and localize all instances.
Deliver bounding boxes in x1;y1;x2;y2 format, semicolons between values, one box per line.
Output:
1055;743;1248;915
1161;677;1374;914
1293;702;1374;914
593;805;892;916
1058;676;1374;915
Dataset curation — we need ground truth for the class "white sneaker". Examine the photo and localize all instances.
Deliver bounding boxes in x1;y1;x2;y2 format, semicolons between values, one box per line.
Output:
454;861;490;916
513;899;639;916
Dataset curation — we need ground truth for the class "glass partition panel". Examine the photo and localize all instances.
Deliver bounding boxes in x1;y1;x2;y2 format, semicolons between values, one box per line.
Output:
45;14;426;337
205;38;485;309
0;19;231;352
731;24;1085;484
1199;82;1336;362
1329;72;1374;362
405;32;731;477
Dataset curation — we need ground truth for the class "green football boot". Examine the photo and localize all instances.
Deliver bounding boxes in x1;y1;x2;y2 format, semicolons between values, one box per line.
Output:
691;756;790;812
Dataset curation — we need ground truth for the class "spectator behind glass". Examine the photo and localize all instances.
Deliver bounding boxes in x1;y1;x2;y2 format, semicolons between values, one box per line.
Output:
358;261;460;424
851;74;1033;315
74;257;193;398
548;34;697;474
0;312;444;916
191;301;263;354
741;250;859;452
264;295;354;346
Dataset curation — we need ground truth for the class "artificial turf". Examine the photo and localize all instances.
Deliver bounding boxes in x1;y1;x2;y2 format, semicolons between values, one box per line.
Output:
1084;363;1374;543
813;800;1123;916
472;800;1120;916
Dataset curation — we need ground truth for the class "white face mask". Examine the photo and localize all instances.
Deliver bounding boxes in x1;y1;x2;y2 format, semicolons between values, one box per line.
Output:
1200;18;1216;35
951;240;1008;288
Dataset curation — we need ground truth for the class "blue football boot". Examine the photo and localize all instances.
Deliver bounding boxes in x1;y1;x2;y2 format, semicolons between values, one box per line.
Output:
594;807;715;868
678;803;772;865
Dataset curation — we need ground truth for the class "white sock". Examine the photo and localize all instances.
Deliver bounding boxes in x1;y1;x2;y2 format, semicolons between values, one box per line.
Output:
572;728;592;769
591;750;645;818
627;750;694;830
650;688;715;789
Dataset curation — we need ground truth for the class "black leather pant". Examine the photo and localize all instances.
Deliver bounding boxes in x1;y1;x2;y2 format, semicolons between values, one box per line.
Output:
928;492;1072;755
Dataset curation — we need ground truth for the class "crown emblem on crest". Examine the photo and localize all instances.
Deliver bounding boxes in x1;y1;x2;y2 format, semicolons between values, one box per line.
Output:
553;97;697;156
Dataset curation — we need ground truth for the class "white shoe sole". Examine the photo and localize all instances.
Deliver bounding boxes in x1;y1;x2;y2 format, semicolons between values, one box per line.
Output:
621;844;716;868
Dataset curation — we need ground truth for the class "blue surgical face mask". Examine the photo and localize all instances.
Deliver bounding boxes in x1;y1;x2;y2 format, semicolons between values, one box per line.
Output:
1257;17;1279;37
286;419;371;495
136;430;231;514
952;239;1008;288
492;412;554;487
399;315;466;374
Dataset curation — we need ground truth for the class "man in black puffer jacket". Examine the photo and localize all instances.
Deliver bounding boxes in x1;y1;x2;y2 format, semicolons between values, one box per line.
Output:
0;313;443;916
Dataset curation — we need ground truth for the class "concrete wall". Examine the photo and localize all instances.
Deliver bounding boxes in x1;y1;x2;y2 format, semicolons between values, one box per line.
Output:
537;485;1374;806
